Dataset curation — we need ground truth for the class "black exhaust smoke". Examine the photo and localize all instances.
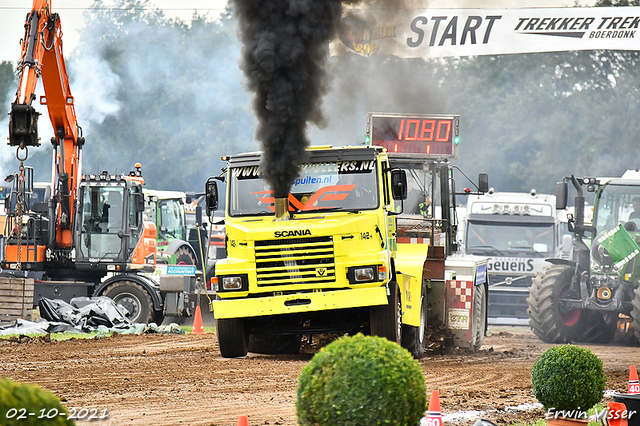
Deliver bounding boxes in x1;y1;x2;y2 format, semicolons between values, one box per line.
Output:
232;0;359;198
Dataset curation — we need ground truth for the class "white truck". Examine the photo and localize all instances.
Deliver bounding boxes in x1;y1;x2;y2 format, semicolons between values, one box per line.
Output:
462;189;562;325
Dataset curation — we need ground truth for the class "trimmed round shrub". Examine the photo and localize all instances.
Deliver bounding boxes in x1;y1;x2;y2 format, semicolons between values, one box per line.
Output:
531;345;606;414
296;334;427;426
0;378;75;426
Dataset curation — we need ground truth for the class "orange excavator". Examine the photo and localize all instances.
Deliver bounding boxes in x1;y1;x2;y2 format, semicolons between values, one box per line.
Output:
1;0;178;324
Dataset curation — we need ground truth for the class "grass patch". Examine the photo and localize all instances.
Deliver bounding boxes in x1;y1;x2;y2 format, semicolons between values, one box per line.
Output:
509;420;602;426
0;331;109;341
510;419;547;426
181;326;216;334
0;325;216;340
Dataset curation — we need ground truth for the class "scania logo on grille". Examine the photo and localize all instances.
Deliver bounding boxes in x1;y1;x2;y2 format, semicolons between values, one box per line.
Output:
274;229;311;238
316;268;327;277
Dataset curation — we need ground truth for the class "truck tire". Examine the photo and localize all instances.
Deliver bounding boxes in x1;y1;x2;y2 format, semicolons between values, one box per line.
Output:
470;283;487;351
101;281;154;324
631;286;640;344
248;333;302;354
370;281;402;345
527;264;585;343
175;245;197;265
401;284;426;359
217;318;249;358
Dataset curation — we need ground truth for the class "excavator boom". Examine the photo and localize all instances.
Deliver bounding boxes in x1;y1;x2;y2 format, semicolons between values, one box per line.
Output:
9;0;82;248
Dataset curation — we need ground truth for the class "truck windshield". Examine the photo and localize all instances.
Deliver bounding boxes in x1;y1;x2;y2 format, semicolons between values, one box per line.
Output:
228;160;379;216
466;222;555;256
594;183;640;234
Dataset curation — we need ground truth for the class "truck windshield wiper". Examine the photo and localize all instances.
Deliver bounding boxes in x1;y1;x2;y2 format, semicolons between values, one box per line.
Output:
306;207;346;213
510;246;546;257
468;245;505;256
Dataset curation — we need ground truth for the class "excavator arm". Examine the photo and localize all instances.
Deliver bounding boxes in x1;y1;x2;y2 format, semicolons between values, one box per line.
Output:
8;0;84;248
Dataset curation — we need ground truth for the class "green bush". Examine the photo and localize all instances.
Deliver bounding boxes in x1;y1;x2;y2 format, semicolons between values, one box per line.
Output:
0;378;75;426
296;333;427;426
531;345;606;415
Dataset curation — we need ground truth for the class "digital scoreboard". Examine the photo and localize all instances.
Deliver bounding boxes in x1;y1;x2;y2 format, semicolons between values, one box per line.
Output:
365;113;460;158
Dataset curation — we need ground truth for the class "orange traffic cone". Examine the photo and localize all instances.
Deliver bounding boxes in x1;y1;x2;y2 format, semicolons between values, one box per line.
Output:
628;365;639;394
191;305;205;335
606;401;629;426
237;415;249;426
426;390;443;426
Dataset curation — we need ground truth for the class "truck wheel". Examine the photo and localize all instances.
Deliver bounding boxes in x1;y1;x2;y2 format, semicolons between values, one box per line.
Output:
175;246;197;266
401;284;426;359
470;283;487;351
217;318;249;358
101;281;154;324
248;333;302;354
527;265;584;343
370;281;402;345
631;286;640;344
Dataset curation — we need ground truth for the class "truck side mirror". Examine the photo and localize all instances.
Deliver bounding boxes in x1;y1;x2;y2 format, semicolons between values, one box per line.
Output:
205;177;219;215
196;205;203;226
4;193;12;214
134;192;144;213
556;182;568;210
478;173;489;193
390;169;407;200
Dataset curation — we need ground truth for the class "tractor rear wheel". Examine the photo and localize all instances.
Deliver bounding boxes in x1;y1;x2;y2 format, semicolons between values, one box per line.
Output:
370;281;402;345
527;264;585;343
175;245;197;266
217;318;249;358
401;284;426;359
575;312;617;344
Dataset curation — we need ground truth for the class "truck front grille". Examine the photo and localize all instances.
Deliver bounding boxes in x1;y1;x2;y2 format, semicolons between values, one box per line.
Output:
254;236;335;287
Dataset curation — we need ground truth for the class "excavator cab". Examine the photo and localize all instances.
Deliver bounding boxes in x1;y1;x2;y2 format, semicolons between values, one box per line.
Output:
74;172;155;273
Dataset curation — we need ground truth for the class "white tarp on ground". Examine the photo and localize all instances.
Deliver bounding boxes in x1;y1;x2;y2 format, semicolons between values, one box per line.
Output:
0;297;184;336
331;6;640;58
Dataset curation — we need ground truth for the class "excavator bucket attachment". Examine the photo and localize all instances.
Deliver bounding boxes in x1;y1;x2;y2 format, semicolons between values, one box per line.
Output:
8;103;41;148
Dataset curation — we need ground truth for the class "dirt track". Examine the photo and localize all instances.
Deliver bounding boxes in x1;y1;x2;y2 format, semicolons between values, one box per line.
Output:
0;327;637;426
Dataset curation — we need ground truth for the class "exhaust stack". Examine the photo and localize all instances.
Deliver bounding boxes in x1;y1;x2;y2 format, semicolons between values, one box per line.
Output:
274;198;289;221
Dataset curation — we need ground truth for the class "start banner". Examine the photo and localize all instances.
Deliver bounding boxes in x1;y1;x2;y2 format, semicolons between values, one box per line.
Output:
330;6;640;58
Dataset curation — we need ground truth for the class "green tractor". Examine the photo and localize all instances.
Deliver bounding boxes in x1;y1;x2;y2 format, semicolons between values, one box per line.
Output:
143;189;207;268
527;171;640;344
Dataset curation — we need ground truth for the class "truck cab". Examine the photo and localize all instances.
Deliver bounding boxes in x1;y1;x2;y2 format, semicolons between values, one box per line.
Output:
209;146;401;356
463;190;561;325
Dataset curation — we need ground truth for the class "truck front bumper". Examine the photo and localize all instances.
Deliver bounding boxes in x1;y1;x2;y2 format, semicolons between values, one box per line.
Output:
211;286;388;319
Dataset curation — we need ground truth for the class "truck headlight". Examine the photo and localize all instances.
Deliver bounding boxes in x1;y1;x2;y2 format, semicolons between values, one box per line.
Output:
348;265;380;284
355;267;375;282
222;276;242;290
216;274;248;291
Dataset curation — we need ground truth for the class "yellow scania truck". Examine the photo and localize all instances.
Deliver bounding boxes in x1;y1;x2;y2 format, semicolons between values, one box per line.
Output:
205;113;489;358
